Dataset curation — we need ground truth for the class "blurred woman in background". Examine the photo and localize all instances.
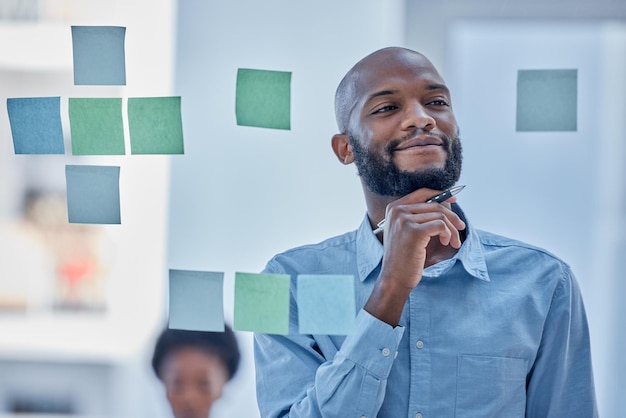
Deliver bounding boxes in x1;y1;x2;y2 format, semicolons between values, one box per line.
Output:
152;325;240;418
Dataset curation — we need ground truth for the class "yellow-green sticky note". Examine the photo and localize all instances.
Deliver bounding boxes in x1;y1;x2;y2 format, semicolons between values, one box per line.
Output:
234;272;290;334
516;69;578;132
128;97;184;154
69;98;125;155
235;68;291;130
297;275;356;335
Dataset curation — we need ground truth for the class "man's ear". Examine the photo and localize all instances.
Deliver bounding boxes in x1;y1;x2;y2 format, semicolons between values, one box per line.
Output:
331;134;355;165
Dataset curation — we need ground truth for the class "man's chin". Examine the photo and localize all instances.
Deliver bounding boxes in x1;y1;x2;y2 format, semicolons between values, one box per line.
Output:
392;150;448;172
393;157;447;174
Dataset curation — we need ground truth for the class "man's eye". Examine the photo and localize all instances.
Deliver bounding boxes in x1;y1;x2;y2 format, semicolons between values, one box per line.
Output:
428;100;449;106
372;105;397;114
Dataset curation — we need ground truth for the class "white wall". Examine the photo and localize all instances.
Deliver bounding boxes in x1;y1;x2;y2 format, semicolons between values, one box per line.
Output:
171;3;626;417
445;20;626;417
169;1;405;416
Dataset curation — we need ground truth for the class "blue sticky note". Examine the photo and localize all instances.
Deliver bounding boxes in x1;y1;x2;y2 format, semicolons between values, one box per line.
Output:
168;270;225;332
7;97;65;154
71;26;126;85
516;69;578;132
234;272;290;335
297;275;356;335
65;165;121;224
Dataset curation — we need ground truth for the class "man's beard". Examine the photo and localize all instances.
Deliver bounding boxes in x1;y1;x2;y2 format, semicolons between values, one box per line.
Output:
349;128;463;197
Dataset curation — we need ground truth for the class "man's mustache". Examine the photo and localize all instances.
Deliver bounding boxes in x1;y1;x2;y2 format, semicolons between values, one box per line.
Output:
385;128;451;153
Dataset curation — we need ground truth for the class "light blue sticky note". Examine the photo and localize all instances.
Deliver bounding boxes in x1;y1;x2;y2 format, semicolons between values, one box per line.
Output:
516;69;577;132
297;275;356;335
168;270;225;332
234;272;290;335
71;26;126;85
7;97;65;154
65;165;121;224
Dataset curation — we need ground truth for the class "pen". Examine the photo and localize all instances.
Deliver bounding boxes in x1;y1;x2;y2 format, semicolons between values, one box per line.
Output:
372;185;466;235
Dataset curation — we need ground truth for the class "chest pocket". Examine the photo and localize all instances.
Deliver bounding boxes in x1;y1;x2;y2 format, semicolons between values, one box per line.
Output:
455;355;526;418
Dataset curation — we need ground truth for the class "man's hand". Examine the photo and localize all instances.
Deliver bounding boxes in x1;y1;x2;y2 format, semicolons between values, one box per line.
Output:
381;188;466;289
365;188;466;326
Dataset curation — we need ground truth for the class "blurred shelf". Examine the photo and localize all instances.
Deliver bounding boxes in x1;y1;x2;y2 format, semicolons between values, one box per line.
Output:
0;22;73;71
0;312;148;363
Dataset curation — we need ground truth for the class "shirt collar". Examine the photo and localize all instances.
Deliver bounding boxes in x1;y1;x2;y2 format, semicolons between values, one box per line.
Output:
355;203;490;283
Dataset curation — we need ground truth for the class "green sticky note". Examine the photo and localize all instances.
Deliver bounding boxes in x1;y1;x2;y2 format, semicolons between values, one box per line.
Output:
297;275;356;335
169;270;225;332
69;98;125;155
234;272;290;334
72;26;126;86
65;165;121;224
7;97;65;154
236;68;291;130
128;96;184;154
516;69;578;132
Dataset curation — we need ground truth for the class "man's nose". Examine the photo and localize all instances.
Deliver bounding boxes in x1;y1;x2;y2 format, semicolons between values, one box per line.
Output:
401;102;435;131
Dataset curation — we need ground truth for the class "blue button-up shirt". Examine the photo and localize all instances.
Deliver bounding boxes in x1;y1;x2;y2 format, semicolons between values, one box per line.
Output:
254;206;597;417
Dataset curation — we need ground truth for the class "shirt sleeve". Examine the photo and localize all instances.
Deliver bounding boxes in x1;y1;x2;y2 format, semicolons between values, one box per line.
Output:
254;308;404;418
525;265;598;417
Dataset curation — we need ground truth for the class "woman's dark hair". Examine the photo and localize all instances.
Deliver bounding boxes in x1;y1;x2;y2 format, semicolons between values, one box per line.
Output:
151;325;240;381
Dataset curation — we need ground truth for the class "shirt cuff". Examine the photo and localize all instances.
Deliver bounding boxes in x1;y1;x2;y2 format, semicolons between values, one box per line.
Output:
338;309;405;378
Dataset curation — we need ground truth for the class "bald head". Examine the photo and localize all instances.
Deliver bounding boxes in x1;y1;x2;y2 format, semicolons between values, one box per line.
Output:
334;47;442;134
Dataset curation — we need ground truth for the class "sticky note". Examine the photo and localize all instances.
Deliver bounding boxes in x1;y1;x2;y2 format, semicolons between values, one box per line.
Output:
297;275;356;335
516;69;578;132
168;270;225;332
235;68;291;130
65;165;121;224
7;97;65;154
68;98;125;155
128;97;184;154
71;26;126;85
234;272;290;334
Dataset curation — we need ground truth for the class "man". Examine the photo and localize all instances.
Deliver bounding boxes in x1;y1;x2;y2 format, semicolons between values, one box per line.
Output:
254;47;597;417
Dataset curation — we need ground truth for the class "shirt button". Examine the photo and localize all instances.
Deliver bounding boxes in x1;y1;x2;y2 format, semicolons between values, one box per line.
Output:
415;413;423;418
416;340;424;349
381;347;391;357
393;351;398;359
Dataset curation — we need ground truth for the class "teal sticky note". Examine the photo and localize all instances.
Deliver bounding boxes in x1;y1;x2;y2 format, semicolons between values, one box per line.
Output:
169;270;225;332
68;98;125;155
7;97;65;154
516;69;577;132
71;26;126;85
65;165;121;224
128;97;184;154
235;68;291;130
234;272;290;334
297;275;356;335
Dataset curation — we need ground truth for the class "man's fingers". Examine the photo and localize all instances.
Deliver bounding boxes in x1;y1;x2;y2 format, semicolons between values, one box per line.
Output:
387;203;466;231
401;212;463;248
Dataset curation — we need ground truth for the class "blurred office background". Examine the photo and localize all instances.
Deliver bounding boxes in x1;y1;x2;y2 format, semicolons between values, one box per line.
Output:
0;0;624;417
